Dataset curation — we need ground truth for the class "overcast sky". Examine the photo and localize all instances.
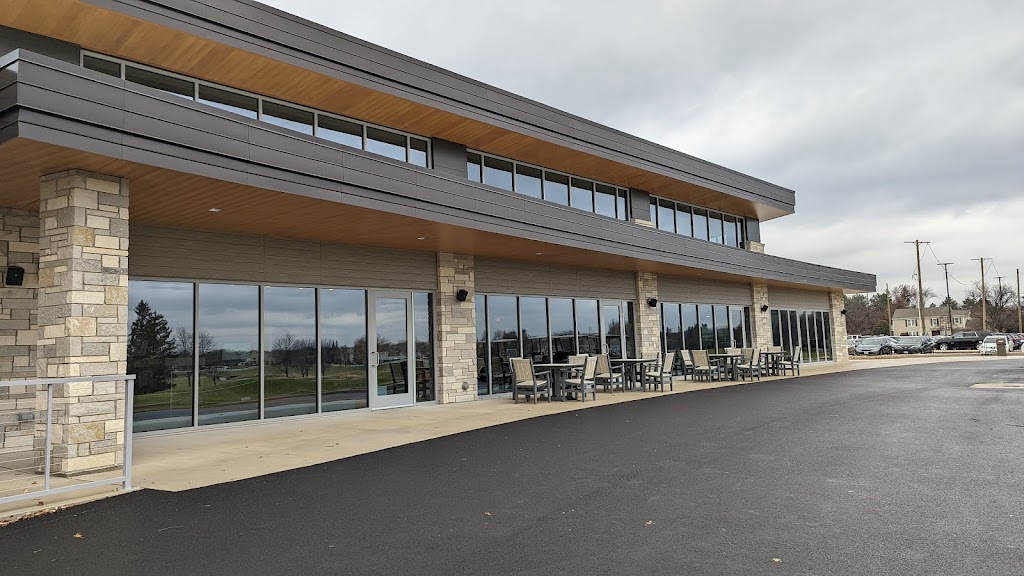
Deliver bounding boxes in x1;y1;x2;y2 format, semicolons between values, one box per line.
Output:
265;0;1024;303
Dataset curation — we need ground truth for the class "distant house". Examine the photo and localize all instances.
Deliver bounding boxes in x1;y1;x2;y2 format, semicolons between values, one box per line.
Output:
891;307;970;336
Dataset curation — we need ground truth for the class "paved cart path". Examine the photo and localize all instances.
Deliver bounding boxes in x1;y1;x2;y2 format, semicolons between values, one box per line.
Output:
3;360;1024;575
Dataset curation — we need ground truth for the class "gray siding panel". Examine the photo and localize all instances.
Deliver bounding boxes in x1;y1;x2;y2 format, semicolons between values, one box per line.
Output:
475;258;635;300
130;225;437;290
658;275;753;305
768;287;830;311
0;27;79;65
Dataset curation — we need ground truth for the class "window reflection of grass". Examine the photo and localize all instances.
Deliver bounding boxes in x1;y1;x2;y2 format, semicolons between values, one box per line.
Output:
134;365;373;412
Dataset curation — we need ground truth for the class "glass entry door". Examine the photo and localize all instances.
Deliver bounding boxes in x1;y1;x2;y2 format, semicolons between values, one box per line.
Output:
368;291;415;410
600;303;624;358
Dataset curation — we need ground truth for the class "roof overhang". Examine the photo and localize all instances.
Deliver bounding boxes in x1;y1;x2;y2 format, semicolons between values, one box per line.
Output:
0;50;874;293
1;0;796;221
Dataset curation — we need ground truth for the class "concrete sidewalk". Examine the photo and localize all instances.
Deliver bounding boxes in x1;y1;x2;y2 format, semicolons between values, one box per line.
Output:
0;352;1007;520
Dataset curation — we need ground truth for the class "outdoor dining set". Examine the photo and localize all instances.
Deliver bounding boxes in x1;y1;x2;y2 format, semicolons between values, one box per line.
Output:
510;346;803;404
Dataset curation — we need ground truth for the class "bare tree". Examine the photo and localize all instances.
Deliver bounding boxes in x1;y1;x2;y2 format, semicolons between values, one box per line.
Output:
273;332;298;377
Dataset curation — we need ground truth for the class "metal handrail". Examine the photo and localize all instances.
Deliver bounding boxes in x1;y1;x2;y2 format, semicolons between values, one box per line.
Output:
0;374;136;507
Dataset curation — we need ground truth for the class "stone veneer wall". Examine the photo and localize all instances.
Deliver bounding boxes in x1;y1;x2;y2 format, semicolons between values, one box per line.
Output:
748;241;765;254
436;253;476;404
0;209;40;460
635;272;661;359
36;170;129;474
830;291;849;362
751;283;772;349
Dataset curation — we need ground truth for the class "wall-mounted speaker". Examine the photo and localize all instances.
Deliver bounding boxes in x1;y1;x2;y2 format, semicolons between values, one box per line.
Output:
5;266;24;286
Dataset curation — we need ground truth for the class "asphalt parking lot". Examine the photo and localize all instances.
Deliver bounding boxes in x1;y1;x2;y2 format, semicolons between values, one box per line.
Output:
2;359;1023;575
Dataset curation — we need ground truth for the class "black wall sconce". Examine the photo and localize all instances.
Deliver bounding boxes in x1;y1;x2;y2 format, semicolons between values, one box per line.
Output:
647;298;658;308
4;266;24;286
840;309;847;315
760;304;769;312
455;289;469;302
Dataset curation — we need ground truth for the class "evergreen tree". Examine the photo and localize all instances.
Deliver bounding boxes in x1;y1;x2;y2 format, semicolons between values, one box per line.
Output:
127;300;177;394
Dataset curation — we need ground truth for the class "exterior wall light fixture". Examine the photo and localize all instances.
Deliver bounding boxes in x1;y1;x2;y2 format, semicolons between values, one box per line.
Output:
647;298;658;308
760;304;769;312
455;289;469;302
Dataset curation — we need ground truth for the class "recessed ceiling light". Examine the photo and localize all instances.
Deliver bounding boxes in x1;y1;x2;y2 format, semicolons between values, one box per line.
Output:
416;236;426;240
535;252;543;256
208;208;223;213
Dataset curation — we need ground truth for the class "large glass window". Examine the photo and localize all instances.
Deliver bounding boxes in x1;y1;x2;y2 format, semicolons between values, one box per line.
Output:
657;200;676;233
675;205;693;237
317;116;363;149
624;302;636;358
414;292;434;401
515;165;543;199
662;303;682;352
198;284;259;425
263;287;316;418
475;297;488;395
83;54;122;77
409;139;429;168
520;297;549;362
468;153;482;183
683;304;700;351
544;172;570;206
576;299;601;354
483;157;514;191
320;288;368;412
366;127;407;162
698;304;715;351
771;310;783;351
594;183;617;218
709;212;725;244
488;296;519;394
549;298;576;362
800;312;813;362
714;305;730;353
198;85;258;119
692;209;710;241
616;190;628;221
262;101;314;135
570;178;595;212
125;66;194;100
724;216;739;248
128;281;194;433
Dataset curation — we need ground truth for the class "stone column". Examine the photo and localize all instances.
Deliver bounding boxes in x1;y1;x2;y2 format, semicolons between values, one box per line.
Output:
36;170;129;475
747;241;765;254
751;283;772;349
635;272;661;359
829;291;849;362
435;253;476;403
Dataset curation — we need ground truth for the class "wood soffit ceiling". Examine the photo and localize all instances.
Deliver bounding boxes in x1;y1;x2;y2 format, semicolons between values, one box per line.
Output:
1;0;788;221
0;138;834;293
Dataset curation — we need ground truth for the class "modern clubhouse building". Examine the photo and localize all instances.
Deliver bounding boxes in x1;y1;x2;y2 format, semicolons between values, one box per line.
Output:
0;1;873;472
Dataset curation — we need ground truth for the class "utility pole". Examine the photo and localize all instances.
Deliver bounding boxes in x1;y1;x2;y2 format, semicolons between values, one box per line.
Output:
973;258;988;331
885;283;893;336
1018;268;1022;334
905;240;929;336
938;262;954;336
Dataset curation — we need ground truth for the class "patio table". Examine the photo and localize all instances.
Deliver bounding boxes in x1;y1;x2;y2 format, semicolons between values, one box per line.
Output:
708;352;744;381
610;358;658;390
759;351;786;376
533;362;584;400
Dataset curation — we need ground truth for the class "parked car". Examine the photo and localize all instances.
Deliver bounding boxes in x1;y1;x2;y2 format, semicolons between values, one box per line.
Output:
892;336;935;354
855;337;896;355
1009;333;1024;351
979;334;1012;355
932;331;991;351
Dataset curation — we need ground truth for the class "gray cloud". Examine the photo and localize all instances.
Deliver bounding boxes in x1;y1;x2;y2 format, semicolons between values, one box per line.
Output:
264;0;1024;301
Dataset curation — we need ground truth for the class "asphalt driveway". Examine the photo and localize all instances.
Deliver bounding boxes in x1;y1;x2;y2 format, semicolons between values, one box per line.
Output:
3;360;1024;575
